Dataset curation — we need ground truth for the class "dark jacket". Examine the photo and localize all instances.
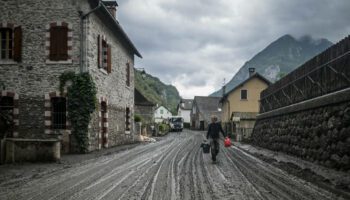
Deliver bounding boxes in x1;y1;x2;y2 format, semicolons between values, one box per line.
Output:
207;122;226;139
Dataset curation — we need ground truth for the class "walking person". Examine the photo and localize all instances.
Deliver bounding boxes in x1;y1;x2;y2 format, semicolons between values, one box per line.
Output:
206;115;227;162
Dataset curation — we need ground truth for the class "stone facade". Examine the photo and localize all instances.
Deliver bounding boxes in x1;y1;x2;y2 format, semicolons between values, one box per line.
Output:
0;0;141;158
190;96;221;130
252;89;350;171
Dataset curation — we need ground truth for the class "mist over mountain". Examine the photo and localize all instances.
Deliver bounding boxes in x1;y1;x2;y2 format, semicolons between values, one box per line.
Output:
210;34;333;97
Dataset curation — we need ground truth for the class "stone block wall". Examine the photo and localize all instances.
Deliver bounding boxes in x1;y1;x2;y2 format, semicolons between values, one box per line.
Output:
252;90;350;171
85;9;136;151
0;0;82;140
1;0;138;155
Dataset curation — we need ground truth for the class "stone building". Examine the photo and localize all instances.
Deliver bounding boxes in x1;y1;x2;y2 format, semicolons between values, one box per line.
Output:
190;96;221;130
134;89;155;124
0;0;141;162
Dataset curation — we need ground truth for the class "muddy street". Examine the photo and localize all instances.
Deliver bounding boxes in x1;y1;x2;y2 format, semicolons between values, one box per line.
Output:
0;130;339;200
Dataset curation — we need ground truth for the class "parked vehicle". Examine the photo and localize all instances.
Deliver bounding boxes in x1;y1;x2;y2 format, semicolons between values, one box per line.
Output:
169;116;184;132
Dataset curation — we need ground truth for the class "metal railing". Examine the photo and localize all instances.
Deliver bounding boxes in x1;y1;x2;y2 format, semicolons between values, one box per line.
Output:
260;35;350;113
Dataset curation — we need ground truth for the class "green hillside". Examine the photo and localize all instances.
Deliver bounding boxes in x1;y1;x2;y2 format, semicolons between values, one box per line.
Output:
135;70;181;114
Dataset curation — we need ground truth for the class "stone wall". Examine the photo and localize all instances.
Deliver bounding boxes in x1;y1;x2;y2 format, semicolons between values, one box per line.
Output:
0;0;82;140
135;105;154;123
85;9;136;151
252;89;350;171
0;0;138;154
5;138;60;163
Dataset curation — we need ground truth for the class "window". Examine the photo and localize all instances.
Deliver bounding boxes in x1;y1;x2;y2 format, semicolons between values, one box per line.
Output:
98;35;111;73
0;28;13;60
126;63;130;86
241;89;247;100
160;109;163;114
125;107;130;131
49;26;68;61
51;97;66;129
0;27;21;61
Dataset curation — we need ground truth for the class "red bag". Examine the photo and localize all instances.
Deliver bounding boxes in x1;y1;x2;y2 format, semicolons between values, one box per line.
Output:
224;137;231;147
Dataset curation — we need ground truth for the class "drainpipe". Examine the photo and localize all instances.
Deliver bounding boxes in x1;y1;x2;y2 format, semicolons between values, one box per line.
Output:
79;2;102;73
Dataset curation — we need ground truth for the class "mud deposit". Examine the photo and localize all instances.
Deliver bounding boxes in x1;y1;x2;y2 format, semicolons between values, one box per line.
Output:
0;130;342;200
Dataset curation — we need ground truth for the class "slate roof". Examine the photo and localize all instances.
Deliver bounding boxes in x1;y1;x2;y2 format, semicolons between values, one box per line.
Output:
193;96;222;122
135;89;155;106
178;99;193;110
88;0;142;58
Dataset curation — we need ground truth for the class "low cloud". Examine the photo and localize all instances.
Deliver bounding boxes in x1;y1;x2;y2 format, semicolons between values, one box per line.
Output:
118;0;350;98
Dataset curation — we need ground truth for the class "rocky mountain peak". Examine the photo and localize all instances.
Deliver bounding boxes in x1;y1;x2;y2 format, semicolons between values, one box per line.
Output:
210;34;333;97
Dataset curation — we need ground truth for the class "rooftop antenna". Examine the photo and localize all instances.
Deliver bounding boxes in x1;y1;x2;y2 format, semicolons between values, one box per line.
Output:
222;78;226;97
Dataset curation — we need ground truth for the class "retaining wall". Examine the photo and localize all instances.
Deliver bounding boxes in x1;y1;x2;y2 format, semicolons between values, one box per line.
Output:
252;88;350;171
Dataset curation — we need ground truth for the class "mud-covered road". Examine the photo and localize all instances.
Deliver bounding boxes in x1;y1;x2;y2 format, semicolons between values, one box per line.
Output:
0;130;340;200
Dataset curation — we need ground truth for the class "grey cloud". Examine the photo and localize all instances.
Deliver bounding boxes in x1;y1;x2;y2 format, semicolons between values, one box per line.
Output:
118;0;350;98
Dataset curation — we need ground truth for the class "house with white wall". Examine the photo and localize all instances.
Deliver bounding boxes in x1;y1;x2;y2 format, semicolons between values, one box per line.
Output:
154;106;172;123
177;99;192;124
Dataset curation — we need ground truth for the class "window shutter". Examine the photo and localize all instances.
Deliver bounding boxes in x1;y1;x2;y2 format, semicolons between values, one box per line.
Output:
97;35;101;68
126;63;130;86
13;26;22;62
50;27;59;60
50;26;68;61
57;27;68;60
107;44;112;73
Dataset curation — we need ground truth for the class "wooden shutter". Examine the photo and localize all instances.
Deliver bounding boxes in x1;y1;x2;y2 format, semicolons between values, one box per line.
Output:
97;35;101;68
57;27;68;60
126;63;130;86
107;44;111;73
13;26;22;62
50;26;68;61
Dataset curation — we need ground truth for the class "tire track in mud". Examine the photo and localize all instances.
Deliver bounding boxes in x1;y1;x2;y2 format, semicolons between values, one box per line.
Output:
34;143;173;200
1;134;178;200
223;146;334;200
0;130;341;200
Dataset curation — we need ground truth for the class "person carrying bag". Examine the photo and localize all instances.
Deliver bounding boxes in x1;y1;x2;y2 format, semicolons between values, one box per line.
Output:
206;115;228;162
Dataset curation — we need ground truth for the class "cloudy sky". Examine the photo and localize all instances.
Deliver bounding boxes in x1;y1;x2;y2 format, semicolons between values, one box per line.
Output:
118;0;350;99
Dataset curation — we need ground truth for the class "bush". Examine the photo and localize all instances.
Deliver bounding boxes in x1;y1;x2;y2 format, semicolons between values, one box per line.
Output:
134;115;142;122
158;123;170;135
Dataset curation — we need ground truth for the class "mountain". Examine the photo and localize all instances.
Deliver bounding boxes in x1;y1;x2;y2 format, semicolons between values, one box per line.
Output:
135;70;181;114
210;34;333;97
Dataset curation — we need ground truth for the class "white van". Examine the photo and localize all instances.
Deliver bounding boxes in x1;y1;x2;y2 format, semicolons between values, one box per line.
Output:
169;116;184;132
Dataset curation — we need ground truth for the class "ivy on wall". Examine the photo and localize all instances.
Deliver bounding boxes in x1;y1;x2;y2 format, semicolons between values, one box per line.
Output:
59;72;97;153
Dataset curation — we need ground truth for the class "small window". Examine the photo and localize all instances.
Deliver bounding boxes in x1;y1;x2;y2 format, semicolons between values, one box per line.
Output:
126;107;130;131
50;26;68;61
126;63;130;86
160;109;164;114
241;89;247;100
98;35;111;73
51;97;66;129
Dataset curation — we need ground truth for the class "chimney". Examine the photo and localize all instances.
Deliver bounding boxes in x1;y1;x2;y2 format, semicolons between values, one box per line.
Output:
249;68;255;77
103;1;118;19
222;85;226;97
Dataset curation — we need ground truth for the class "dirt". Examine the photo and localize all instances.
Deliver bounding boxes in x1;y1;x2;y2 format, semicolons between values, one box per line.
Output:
235;142;350;199
0;130;344;200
